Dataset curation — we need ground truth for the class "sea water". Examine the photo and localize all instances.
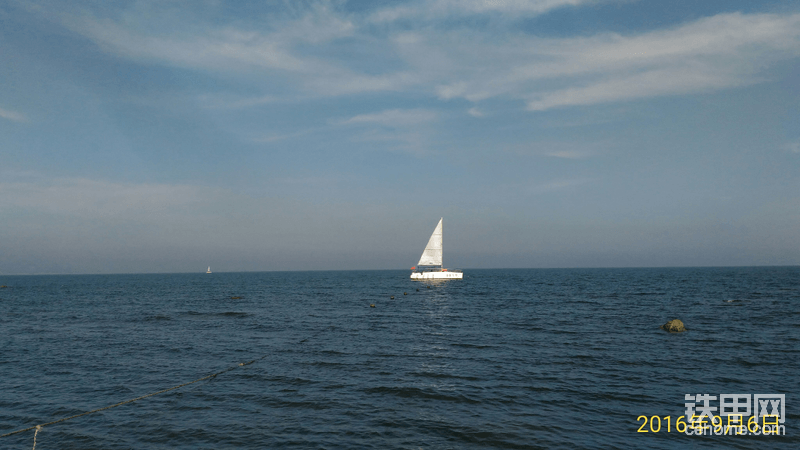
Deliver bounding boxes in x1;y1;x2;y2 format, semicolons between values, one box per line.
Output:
1;268;798;449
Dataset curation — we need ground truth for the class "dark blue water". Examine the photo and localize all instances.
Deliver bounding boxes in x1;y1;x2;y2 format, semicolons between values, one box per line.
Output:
1;268;797;449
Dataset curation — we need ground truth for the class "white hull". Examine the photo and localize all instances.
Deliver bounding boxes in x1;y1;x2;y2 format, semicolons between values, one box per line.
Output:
410;271;463;280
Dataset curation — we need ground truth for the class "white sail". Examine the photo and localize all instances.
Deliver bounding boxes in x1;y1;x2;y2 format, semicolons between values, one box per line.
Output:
417;218;443;266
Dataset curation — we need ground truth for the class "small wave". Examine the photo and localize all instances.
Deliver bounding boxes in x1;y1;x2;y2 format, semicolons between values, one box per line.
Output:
184;311;250;318
305;361;346;368
364;386;480;404
412;371;480;381
450;343;493;349
264;375;317;386
318;350;347;355
174;404;213;411
219;311;249;317
616;360;644;366
269;399;331;410
735;360;760;367
145;314;172;321
111;384;136;394
551;329;579;335
733;359;779;367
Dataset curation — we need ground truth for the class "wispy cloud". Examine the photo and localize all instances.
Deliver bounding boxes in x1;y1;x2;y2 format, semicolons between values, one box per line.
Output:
433;12;800;109
66;17;315;73
45;3;800;109
467;107;484;117
505;142;601;158
0;106;27;122
368;0;603;23
341;108;438;126
782;140;800;154
528;178;595;194
545;149;593;159
61;8;421;97
0;177;210;217
250;126;331;143
197;94;278;110
527;66;738;110
250;109;439;145
338;109;440;155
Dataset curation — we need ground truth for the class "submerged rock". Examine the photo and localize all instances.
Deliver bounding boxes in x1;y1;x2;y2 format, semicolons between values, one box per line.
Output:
660;319;687;333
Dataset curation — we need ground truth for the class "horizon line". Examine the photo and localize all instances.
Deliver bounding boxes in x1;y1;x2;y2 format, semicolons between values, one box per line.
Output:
1;264;798;276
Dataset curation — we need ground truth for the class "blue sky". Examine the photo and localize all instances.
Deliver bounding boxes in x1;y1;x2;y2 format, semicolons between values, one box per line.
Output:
1;0;799;274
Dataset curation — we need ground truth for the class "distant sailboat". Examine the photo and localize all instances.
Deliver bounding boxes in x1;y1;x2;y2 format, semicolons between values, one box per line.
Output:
206;266;212;274
410;218;463;280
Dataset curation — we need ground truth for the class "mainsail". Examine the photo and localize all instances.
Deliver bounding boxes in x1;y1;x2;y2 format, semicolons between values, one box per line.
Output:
417;218;443;266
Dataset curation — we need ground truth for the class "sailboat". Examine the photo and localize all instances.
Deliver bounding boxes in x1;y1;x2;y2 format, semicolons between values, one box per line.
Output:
410;218;463;280
206;266;212;274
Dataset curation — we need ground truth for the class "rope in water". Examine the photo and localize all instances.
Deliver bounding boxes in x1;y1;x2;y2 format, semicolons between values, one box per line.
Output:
0;326;333;444
31;426;40;450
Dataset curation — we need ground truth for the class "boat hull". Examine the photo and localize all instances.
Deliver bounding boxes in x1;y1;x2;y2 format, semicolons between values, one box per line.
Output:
410;271;463;280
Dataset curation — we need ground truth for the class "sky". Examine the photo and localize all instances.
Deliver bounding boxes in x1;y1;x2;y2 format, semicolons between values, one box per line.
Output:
1;0;799;274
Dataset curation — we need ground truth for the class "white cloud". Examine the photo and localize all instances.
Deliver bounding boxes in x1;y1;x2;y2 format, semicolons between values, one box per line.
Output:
57;1;354;79
342;108;438;126
61;8;418;97
49;4;800;109
67;17;315;73
0;177;210;218
339;109;440;154
782;140;800;154
545;149;593;159
197;94;277;110
0;107;27;122
278;1;355;44
368;0;600;22
306;71;420;96
526;66;739;110
251;126;330;143
433;12;800;109
528;178;594;194
467;107;484;117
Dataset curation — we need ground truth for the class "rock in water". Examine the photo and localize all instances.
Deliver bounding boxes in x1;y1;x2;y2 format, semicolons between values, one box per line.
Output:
660;319;687;333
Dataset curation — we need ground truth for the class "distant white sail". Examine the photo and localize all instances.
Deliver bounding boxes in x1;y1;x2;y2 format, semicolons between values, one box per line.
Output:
417;218;443;266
